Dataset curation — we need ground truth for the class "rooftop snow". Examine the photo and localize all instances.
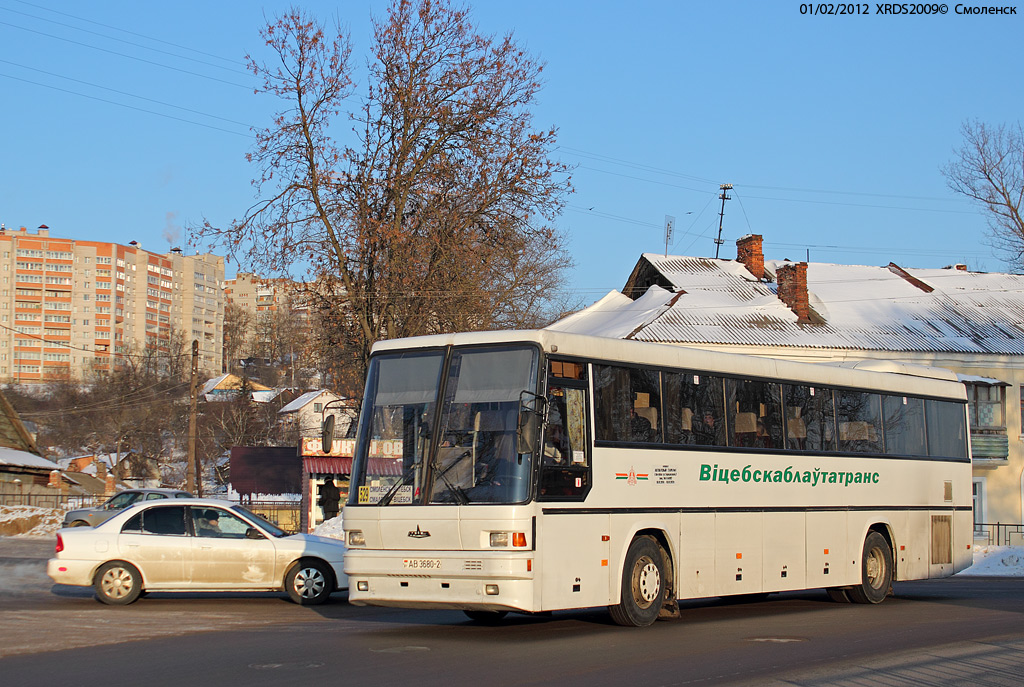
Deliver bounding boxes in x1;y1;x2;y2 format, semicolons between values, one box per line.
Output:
550;253;1024;354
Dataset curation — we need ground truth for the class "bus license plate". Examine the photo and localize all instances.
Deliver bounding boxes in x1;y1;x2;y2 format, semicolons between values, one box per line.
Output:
403;558;442;570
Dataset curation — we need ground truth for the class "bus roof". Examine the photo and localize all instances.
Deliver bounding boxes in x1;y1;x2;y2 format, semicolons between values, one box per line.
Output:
370;330;967;400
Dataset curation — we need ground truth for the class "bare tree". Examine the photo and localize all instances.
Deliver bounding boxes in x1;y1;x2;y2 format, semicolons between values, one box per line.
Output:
943;120;1024;266
195;0;574;384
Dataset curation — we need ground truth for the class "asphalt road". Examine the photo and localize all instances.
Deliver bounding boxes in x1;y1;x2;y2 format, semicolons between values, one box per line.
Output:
2;537;1023;687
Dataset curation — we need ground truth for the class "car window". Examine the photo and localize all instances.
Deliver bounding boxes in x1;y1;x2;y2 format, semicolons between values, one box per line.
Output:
192;507;256;539
174;493;191;498
139;505;187;536
106;492;141;509
122;512;143;533
145;493;168;500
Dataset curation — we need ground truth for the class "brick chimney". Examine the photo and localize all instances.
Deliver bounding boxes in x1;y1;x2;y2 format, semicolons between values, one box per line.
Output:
736;234;764;280
777;262;812;324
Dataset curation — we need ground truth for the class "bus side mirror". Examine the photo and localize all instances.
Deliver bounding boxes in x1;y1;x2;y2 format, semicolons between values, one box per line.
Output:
321;414;335;454
516;410;539;455
516;392;545;456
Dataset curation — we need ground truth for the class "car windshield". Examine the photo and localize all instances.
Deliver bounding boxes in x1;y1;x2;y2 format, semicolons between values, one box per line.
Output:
105;492;142;509
349;345;539;506
231;505;288;537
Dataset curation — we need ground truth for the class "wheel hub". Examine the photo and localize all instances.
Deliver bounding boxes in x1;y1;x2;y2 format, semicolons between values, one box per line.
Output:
295;568;325;598
635;557;661;605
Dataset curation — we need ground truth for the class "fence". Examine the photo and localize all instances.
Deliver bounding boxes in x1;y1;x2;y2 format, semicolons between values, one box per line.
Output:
974;522;1024;546
237;500;302;534
0;489;103;510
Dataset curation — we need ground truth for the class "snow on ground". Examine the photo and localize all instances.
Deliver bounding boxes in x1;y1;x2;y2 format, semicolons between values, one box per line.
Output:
0;505;66;537
312;513;345;540
3;505;1023;575
956;545;1024;577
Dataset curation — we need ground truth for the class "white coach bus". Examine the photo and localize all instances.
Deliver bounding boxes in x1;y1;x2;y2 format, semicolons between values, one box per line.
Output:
340;330;972;626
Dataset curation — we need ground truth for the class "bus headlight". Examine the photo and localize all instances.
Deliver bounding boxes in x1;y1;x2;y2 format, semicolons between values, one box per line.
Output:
348;530;365;547
489;532;527;547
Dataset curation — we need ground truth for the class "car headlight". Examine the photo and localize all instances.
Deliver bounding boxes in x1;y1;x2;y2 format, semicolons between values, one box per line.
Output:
347;530;365;547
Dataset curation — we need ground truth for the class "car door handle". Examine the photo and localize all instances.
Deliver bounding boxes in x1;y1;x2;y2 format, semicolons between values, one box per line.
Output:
201;545;213;550
126;543;139;548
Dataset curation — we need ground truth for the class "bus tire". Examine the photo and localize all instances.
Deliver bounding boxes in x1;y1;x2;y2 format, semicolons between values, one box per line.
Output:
847;532;892;604
609;536;665;627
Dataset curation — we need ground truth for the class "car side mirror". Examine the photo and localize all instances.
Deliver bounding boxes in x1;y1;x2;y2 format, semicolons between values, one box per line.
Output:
245;527;264;540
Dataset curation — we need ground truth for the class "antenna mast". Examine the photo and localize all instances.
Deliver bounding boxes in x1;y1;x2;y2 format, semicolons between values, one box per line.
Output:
714;183;733;259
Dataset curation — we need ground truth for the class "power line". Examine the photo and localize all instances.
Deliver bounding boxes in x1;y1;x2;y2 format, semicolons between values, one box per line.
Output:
0;320;194;361
0;71;253;137
0;59;254;128
0;4;251;76
11;0;242;66
0;19;253;89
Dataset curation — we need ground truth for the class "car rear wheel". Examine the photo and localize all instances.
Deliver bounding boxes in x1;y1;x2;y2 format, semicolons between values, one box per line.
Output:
69;520;90;527
94;561;143;605
285;560;333;605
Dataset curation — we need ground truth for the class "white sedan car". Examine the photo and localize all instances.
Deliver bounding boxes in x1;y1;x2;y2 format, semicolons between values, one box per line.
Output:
48;498;347;606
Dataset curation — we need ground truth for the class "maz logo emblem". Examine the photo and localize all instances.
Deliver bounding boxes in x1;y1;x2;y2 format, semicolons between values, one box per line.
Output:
408;525;431;538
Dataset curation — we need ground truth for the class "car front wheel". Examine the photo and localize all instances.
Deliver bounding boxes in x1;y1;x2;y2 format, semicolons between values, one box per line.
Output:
94;561;143;605
285;560;334;605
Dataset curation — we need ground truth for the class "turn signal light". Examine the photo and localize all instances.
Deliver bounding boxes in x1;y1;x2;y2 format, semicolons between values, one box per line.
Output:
512;533;527;547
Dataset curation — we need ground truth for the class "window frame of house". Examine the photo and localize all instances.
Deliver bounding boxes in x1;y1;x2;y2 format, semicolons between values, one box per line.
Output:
965;382;1006;431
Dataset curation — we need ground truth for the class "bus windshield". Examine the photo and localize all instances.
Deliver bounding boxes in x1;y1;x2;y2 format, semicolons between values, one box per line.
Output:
349;345;540;506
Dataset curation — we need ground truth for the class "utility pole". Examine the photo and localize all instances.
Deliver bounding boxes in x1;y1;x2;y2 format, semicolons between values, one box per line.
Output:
664;215;675;257
187;339;200;495
714;183;733;259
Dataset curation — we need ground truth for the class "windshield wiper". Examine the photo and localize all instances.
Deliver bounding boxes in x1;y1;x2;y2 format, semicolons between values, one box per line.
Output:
377;462;421;507
432;451;470;505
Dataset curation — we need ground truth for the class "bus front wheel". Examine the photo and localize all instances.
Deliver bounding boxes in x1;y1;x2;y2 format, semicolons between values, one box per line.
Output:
609;536;665;627
847;531;893;604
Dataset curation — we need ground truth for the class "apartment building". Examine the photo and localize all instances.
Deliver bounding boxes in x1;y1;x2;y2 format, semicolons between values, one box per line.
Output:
223;272;291;314
0;225;224;382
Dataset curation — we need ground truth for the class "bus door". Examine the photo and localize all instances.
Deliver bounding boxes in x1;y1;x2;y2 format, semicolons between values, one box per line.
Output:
538;359;609;609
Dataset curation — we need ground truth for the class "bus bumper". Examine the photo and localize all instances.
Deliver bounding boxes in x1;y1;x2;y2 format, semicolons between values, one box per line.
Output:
344;550;536;612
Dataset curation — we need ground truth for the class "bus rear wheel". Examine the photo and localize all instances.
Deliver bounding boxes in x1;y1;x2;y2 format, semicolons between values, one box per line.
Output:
609;536;665;627
847;532;893;604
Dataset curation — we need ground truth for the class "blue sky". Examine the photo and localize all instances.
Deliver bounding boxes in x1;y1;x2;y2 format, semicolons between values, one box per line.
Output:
1;1;1020;304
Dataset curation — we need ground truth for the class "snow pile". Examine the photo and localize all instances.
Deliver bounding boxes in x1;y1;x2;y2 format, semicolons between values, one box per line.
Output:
313;513;345;540
958;545;1024;577
0;505;65;537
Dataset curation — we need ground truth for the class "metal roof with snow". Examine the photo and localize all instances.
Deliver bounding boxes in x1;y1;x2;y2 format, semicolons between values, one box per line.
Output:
279;390;340;415
549;252;1024;355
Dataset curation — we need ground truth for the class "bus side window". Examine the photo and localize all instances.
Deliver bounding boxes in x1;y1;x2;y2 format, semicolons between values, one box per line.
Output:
783;384;837;452
664;371;726;446
837;390;883;453
725;378;783;449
